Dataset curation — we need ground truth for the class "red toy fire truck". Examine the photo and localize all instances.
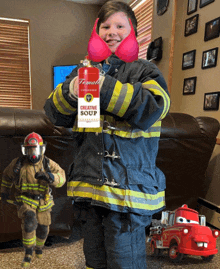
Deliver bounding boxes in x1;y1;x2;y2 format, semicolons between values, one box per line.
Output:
149;204;219;262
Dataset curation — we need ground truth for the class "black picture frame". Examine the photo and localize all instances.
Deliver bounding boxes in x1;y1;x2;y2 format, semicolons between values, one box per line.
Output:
203;92;219;111
182;50;196;70
157;0;169;16
202;47;218;69
183;77;197;95
200;0;215;8
204;17;220;41
185;14;199;36
187;0;198;15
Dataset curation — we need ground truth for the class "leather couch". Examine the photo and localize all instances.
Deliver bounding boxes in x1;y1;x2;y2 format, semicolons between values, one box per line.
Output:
0;107;219;242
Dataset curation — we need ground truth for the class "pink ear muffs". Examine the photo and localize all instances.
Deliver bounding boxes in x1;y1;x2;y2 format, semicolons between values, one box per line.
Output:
87;18;112;62
87;18;139;63
114;18;139;62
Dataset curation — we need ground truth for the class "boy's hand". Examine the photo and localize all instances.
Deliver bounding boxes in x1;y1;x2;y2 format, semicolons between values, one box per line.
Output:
69;76;79;99
73;76;79;96
69;75;104;99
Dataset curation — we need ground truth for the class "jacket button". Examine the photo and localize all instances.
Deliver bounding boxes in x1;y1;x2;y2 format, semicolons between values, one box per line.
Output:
115;68;118;72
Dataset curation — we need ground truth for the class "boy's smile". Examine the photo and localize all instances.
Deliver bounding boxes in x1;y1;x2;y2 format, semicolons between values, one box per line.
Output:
99;12;131;54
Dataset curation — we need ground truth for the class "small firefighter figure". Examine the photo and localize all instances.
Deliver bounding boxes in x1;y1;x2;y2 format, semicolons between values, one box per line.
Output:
0;132;66;267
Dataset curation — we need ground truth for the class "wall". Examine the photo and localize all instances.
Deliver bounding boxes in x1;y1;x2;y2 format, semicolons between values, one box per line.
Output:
152;0;220;206
152;0;174;85
152;0;220;132
171;0;220;126
0;0;100;109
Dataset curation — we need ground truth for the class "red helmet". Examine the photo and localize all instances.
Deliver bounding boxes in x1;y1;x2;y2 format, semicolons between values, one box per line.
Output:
21;132;46;163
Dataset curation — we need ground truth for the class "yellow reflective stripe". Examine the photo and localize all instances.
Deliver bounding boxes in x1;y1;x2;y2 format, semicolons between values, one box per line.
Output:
36;239;45;246
106;82;134;117
103;128;161;138
56;174;65;188
117;83;133;117
142;80;170;120
93;192;165;210
67;181;165;211
53;84;76;115
38;200;53;212
106;81;122;113
72;116;161;138
1;180;13;188
72;126;102;133
23;236;36;245
104;120;161;138
48;91;54;99
16;195;39;208
20;183;47;192
72;115;104;133
72;128;161;138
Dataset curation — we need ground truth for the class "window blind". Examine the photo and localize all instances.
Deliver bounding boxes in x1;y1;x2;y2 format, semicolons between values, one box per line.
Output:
0;18;31;109
130;0;153;60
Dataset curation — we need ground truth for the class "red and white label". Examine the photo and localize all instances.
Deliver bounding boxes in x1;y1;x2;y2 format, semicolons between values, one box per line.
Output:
78;66;100;128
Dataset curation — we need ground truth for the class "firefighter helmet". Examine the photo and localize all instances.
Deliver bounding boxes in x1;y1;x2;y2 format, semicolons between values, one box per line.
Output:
21;132;46;163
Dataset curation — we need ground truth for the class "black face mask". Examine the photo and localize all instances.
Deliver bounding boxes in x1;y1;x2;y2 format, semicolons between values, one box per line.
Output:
27;155;41;164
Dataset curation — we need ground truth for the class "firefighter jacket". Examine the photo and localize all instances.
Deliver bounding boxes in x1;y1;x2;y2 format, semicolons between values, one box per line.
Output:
1;156;66;211
44;55;170;215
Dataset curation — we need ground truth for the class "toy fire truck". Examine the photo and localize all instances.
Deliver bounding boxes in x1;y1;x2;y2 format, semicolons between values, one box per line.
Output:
149;204;219;262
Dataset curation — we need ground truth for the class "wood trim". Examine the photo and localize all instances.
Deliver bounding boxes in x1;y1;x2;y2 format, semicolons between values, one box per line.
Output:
167;0;177;94
216;138;220;145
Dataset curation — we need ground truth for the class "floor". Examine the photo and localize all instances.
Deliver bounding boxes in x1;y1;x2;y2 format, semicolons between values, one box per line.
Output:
0;226;220;269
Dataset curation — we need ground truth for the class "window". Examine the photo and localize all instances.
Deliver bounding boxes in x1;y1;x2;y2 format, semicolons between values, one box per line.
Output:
0;18;31;109
130;0;153;59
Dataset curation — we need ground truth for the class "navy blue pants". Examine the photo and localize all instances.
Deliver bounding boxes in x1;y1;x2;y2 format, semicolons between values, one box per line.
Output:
73;202;152;269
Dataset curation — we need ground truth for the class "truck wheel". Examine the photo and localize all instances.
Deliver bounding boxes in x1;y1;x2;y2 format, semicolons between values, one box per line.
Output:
201;255;214;262
151;241;160;256
169;243;184;262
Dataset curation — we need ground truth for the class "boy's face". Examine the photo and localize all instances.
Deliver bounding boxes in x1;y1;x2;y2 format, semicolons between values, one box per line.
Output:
99;12;131;54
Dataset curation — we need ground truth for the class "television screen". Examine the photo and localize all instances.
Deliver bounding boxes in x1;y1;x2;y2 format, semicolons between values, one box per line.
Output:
53;65;77;89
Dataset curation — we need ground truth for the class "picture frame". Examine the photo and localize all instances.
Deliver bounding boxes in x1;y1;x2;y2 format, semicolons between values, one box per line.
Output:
202;47;218;69
204;17;220;41
185;14;199;36
203;92;219;111
183;77;197;95
182;50;196;70
200;0;215;8
187;0;198;15
157;0;169;16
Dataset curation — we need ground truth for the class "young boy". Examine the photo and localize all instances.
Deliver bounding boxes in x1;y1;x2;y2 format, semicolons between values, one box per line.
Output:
44;1;170;268
0;132;66;268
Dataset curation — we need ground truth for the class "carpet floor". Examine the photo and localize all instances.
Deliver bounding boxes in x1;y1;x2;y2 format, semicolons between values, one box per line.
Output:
0;226;219;269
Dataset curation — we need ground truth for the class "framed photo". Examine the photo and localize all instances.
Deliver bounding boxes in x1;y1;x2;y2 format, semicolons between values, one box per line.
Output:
183;77;197;95
204;17;220;41
187;0;198;15
202;47;218;69
157;0;169;16
185;14;199;36
204;92;219;111
200;0;215;8
182;50;196;70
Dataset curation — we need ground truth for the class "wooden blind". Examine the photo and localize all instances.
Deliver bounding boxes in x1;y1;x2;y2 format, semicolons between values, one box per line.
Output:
0;18;31;109
130;0;153;60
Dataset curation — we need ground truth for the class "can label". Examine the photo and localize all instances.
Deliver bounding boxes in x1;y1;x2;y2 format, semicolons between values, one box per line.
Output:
78;66;100;128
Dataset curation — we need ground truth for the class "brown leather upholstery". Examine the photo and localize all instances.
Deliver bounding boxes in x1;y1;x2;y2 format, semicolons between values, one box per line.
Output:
0;107;219;242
